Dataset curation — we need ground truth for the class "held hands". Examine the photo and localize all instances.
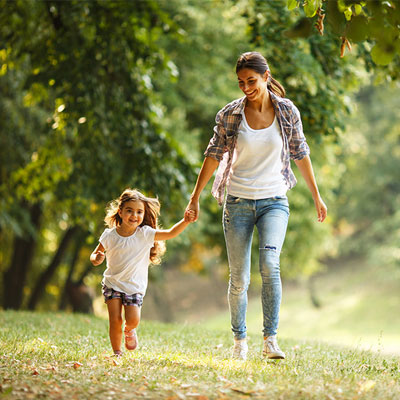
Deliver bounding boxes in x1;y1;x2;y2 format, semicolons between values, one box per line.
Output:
184;199;199;222
184;209;197;223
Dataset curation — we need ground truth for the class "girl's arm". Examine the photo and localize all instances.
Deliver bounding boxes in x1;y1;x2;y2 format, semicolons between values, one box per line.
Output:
294;155;327;222
90;243;105;266
154;218;192;241
184;156;219;222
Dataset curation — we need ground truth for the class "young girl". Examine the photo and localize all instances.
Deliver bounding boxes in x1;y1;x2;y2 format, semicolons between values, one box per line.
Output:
90;188;194;357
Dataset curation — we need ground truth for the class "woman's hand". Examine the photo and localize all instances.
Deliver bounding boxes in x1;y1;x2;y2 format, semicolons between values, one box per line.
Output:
314;195;327;223
184;157;219;223
185;198;200;222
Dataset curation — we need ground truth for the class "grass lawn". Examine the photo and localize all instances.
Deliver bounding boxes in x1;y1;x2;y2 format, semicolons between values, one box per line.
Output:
1;310;399;399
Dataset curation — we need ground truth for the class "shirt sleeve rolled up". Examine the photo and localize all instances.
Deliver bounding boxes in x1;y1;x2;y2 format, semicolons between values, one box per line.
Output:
288;104;310;161
204;109;227;161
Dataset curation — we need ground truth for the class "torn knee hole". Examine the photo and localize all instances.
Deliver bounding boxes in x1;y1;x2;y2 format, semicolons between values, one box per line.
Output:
262;245;277;251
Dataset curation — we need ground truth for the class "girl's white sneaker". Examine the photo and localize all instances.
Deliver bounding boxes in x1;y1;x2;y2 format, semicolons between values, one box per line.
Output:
263;335;285;359
232;338;248;360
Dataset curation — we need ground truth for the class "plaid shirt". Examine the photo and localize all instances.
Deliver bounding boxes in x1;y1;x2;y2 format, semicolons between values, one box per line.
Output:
204;90;310;206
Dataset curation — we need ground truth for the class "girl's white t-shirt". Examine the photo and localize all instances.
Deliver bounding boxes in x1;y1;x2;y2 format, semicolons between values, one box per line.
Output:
99;225;156;296
227;113;288;199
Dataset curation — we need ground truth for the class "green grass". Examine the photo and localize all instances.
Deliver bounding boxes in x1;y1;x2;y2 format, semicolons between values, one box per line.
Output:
1;310;399;399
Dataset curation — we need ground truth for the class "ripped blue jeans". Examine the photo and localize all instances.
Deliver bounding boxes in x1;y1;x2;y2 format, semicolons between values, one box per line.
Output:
223;194;289;340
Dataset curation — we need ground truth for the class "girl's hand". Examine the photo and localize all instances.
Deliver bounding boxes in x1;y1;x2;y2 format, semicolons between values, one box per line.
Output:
314;196;327;222
93;251;105;266
185;199;199;222
184;209;196;223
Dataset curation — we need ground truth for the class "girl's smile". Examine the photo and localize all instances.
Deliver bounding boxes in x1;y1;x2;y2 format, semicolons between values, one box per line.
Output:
118;200;145;234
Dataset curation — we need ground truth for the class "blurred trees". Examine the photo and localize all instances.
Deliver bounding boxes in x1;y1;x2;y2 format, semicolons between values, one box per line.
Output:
0;0;397;312
334;83;400;266
0;0;194;309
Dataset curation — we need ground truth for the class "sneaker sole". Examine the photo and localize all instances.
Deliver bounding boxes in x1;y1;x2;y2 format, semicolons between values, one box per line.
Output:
263;352;285;359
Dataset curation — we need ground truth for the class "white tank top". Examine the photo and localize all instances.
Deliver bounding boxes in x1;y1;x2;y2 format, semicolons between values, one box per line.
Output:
227;112;288;199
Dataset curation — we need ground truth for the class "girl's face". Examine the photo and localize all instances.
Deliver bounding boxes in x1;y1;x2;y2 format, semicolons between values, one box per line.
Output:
118;200;145;230
237;68;268;102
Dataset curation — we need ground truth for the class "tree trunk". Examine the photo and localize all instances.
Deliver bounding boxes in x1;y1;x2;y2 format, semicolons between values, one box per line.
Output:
27;226;79;310
308;276;322;309
66;281;95;314
65;263;95;314
58;232;84;310
3;203;42;309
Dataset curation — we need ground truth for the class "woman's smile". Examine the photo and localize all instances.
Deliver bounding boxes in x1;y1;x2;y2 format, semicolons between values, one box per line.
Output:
237;68;268;103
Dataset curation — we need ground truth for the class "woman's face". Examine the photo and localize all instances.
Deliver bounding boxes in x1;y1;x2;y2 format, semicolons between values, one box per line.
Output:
237;68;268;102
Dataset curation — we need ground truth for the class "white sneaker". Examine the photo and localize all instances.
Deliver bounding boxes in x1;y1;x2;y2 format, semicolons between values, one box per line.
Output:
263;335;285;359
232;338;248;360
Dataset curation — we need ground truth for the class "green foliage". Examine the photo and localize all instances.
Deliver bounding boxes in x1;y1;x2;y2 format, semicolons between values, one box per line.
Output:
0;0;195;308
0;0;194;226
287;0;400;70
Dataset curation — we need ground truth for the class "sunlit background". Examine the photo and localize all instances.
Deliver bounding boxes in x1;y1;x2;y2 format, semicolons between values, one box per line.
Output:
1;0;399;357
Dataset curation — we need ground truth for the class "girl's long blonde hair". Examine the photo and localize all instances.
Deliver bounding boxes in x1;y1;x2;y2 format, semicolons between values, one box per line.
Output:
104;188;166;264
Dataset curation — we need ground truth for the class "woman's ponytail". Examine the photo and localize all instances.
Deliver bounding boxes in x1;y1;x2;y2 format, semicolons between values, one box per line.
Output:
267;77;286;98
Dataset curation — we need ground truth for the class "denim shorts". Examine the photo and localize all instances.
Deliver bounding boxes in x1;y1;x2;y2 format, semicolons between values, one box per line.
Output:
102;285;143;307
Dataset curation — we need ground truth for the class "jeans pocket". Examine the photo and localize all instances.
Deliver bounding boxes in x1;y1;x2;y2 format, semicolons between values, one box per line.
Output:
226;195;241;204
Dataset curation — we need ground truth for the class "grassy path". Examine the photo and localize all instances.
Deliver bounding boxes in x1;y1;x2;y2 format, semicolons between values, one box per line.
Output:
1;311;399;399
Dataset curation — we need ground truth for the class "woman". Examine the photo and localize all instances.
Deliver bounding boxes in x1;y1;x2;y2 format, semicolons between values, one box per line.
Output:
185;52;327;360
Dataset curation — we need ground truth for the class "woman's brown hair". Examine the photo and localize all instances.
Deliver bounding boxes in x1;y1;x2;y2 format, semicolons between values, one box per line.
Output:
104;188;166;264
236;52;286;98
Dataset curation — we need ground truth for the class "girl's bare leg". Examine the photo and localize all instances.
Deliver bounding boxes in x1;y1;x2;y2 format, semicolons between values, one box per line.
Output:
124;305;141;331
106;298;123;353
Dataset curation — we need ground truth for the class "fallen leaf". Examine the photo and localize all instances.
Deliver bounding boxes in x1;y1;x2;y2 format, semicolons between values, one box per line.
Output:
186;394;208;399
358;380;376;393
32;369;39;376
73;362;83;369
232;387;257;395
